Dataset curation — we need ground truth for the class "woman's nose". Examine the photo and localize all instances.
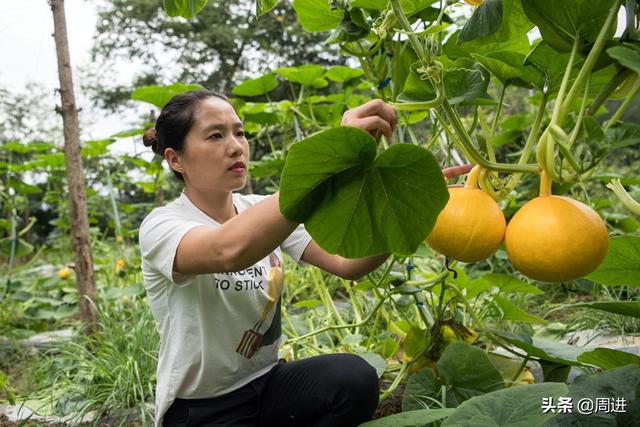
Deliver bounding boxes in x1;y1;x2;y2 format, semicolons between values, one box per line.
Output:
227;135;245;156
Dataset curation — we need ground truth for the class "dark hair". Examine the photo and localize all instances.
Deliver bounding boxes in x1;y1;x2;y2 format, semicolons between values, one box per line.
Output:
142;89;229;181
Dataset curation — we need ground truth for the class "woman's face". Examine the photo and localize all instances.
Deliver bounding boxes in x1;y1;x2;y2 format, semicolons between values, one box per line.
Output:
172;97;250;194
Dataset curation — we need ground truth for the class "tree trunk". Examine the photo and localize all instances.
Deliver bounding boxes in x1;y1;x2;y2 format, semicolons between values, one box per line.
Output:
50;0;98;332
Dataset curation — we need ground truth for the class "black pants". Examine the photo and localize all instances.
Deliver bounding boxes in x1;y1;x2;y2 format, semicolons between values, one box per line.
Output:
163;353;380;427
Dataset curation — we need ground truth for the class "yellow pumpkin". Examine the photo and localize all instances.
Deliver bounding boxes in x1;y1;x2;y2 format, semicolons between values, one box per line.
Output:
505;172;609;282
426;166;506;263
464;0;484;6
58;267;71;280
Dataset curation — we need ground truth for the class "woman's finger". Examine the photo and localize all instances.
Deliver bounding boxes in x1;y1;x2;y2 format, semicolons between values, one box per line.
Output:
352;115;393;139
442;164;474;179
342;99;398;134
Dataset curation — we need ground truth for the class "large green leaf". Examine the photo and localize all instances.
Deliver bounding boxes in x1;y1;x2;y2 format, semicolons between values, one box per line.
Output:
292;0;343;32
459;0;502;43
163;0;208;18
402;368;442;411
403;343;504;410
491;330;593;365
277;64;327;87
232;73;279;97
546;365;640;426
444;0;533;58
578;347;640;369
607;46;640;74
472;273;544;295
131;83;204;108
442;383;569;427
520;0;617;53
257;0;279;17
279;127;448;257
570;301;640;318
472;51;545;89
325;10;370;45
324;66;364;83
524;42;575;94
360;408;454;427
494;295;547;324
586;236;640;286
437;342;505;406
350;0;388;10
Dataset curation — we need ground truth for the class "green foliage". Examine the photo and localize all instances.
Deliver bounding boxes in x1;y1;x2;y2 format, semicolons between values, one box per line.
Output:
163;0;208;18
545;366;640;426
360;408;454;426
280;126;448;257
403;342;504;410
33;298;157;425
587;236;640;286
131;83;205;108
521;0;617;52
441;382;568;427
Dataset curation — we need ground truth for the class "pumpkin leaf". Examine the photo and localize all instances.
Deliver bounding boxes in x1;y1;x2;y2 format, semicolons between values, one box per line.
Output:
279;126;448;258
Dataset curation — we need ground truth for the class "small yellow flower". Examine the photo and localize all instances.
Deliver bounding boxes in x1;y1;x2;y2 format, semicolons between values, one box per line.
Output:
116;235;124;244
115;259;127;277
58;267;72;280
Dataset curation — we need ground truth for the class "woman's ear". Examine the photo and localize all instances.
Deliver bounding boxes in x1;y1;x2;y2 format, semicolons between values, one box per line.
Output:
165;148;184;174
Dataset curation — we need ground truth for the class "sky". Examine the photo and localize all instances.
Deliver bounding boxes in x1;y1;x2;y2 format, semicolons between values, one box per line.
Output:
0;0;145;155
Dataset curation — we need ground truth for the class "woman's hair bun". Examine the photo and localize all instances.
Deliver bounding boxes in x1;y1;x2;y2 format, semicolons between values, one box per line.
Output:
142;128;162;155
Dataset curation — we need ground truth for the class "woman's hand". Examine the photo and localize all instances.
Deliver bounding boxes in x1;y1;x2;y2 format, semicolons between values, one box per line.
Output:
341;99;398;139
442;164;474;180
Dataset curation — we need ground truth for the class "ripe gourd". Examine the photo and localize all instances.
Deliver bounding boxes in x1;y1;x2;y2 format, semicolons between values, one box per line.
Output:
426;166;506;263
464;0;484;6
505;172;608;282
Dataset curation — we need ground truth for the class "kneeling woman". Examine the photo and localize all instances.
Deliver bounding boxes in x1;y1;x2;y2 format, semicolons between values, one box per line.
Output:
139;90;470;427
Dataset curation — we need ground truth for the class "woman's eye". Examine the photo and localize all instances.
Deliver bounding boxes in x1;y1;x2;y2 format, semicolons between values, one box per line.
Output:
208;133;223;140
236;131;245;137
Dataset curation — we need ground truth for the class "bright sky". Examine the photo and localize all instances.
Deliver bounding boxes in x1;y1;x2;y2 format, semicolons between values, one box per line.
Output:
0;0;145;155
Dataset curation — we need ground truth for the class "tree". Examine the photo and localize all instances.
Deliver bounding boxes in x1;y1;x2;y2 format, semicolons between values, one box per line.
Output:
50;0;98;331
86;0;345;111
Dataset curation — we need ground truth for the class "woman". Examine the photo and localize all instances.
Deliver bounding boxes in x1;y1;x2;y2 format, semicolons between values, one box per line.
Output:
139;90;471;427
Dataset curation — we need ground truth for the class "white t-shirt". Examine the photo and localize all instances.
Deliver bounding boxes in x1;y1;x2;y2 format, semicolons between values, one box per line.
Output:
139;192;312;427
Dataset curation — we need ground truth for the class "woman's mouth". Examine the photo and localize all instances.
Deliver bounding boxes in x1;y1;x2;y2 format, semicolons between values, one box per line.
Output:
228;161;246;174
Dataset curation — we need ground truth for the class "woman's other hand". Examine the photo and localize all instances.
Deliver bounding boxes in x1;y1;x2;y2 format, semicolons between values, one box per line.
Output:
340;99;398;139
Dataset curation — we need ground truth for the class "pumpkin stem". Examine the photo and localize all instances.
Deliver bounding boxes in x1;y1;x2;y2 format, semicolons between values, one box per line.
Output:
539;170;552;197
465;165;481;189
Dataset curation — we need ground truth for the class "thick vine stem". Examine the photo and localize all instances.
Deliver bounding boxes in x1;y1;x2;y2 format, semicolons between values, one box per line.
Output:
568;74;592;148
389;0;430;66
559;0;623;126
607;179;640;215
504;90;550;192
441;101;539;173
539;170;552;197
551;37;579;126
478;169;502;201
549;124;582;174
390;83;444;111
465;165;481;188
